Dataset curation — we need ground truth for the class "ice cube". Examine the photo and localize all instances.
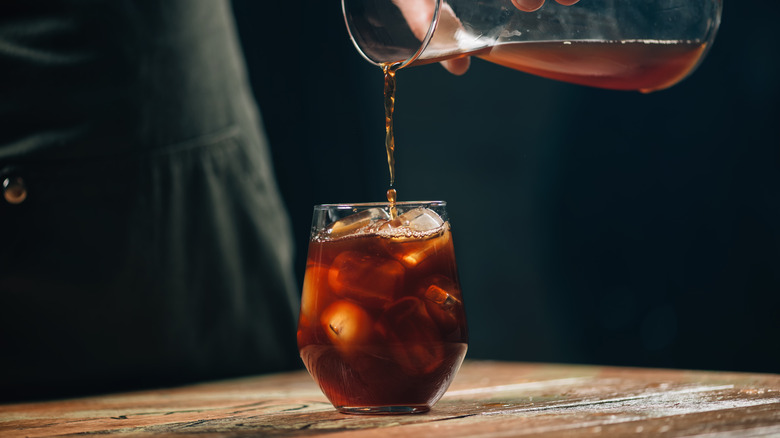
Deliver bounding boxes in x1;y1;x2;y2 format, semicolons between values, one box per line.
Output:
299;264;331;325
419;276;465;337
328;251;404;308
424;284;461;309
395;229;451;268
326;207;390;239
378;297;444;375
386;207;445;234
320;300;373;351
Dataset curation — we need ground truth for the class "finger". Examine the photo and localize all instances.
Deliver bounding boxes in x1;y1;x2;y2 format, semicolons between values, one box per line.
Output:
555;0;580;5
441;56;470;75
393;0;436;41
511;0;545;12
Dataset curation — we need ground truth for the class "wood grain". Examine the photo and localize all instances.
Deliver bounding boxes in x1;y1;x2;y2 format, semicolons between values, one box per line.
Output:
1;361;778;437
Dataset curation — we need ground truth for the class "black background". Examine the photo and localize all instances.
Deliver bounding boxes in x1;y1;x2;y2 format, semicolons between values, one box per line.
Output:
233;0;779;374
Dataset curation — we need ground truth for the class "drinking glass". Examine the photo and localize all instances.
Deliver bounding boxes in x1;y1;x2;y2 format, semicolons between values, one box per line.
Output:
342;0;723;92
297;201;468;414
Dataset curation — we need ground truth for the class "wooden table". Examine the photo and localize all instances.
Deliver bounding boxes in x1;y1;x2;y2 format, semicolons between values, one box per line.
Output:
1;361;778;437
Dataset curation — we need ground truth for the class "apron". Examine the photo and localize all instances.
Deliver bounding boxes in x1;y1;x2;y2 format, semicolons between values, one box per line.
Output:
0;0;300;400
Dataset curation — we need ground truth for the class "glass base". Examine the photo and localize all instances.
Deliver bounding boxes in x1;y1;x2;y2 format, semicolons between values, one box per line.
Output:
338;405;430;415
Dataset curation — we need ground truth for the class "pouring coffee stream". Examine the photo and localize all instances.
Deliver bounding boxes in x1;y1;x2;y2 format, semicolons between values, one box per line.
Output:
383;63;400;189
383;63;401;220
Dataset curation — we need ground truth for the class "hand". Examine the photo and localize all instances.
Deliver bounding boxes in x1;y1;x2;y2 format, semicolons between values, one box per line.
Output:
393;0;472;74
394;0;581;75
442;0;581;75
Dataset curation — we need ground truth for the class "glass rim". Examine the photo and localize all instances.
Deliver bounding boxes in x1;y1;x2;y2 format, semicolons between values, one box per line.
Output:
341;0;443;68
314;200;447;209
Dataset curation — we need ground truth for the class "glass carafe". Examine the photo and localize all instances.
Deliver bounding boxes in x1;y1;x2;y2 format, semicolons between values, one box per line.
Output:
343;0;723;92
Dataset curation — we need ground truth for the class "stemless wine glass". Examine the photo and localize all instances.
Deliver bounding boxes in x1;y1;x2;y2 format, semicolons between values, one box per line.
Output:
297;201;468;414
343;0;723;92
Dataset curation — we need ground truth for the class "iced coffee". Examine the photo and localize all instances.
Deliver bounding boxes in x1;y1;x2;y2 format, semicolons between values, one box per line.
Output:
297;202;467;414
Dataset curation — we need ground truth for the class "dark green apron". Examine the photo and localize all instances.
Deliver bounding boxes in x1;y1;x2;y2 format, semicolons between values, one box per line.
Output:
0;0;300;401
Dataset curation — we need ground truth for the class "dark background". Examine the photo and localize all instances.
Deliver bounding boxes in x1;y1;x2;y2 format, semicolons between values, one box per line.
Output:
233;1;779;374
